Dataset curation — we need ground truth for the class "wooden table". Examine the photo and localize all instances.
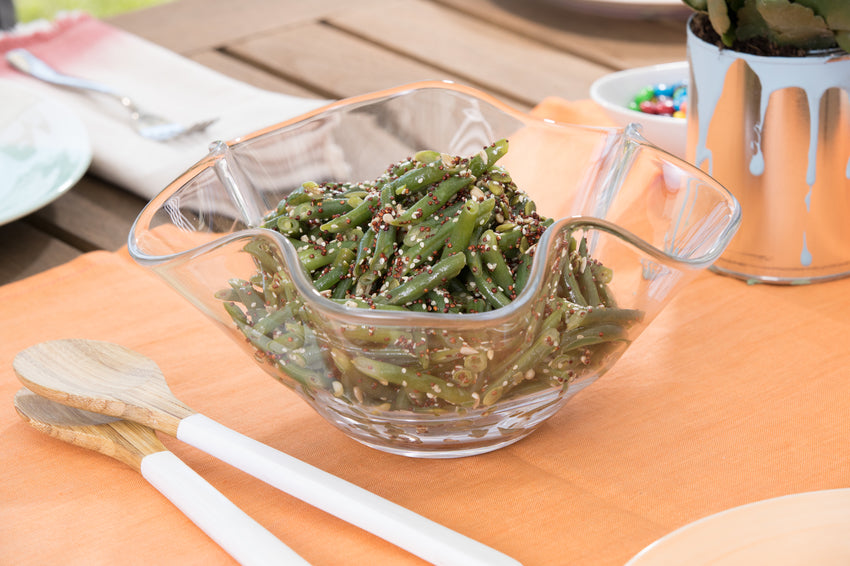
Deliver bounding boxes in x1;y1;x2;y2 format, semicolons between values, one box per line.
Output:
6;4;850;565
0;0;689;284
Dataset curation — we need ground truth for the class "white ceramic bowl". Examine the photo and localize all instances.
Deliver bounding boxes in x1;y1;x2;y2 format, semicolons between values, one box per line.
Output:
590;61;688;159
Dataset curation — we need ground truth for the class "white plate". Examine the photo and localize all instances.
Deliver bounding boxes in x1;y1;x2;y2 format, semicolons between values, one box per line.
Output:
544;0;691;18
625;489;850;566
0;79;91;226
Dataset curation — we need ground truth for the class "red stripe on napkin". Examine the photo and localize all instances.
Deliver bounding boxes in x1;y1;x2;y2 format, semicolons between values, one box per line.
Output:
0;13;115;72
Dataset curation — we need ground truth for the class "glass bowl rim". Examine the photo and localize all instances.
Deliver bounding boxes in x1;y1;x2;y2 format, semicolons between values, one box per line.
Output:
127;80;742;327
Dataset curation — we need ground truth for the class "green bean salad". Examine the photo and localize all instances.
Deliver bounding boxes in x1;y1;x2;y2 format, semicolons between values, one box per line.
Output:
217;139;643;412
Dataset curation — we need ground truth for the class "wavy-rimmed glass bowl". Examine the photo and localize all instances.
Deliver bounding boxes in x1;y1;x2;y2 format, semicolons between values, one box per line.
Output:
129;81;740;458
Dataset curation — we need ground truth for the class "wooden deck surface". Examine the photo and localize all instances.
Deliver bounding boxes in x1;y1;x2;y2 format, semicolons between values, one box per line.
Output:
0;0;688;284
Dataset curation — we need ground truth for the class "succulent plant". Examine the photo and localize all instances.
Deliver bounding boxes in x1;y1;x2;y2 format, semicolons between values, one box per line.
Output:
683;0;850;53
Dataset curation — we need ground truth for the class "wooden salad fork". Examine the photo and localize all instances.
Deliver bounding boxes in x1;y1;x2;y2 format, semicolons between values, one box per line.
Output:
14;387;310;566
13;339;522;566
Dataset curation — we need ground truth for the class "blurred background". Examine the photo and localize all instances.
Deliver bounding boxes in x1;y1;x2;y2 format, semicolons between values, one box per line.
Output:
14;0;171;21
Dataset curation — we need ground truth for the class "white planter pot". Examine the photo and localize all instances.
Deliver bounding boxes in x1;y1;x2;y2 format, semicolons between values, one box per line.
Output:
686;17;850;283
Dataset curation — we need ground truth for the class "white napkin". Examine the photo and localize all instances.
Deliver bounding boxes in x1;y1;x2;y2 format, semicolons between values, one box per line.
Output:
0;12;328;200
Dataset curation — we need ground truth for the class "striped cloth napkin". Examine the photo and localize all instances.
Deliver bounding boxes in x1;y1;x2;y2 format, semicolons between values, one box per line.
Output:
0;12;327;199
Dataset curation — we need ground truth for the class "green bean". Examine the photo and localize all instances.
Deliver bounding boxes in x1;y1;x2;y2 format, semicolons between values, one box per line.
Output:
420;289;452;313
480;229;515;294
558;324;629;355
227;278;264;312
330;298;407;311
494;226;522;255
403;224;435;248
428;347;465;367
468;139;508;176
573;306;644;329
392;388;412;410
272;329;305;351
281;184;320;208
329;277;352;299
481;327;560;405
464;245;510;309
391;174;472;226
463;351;488;372
441;199;479;259
284;236;310;252
276;216;302;236
286;346;326;372
402;201;467;247
397;217;455;276
358;225;397;291
252;304;296;335
576;238;601;306
297;242;353;272
291;198;353;221
562;252;587;306
218;139;644;414
320;195;378;233
221;301;248;325
591;262;617;307
540;299;568;332
376;252;466;306
267;270;298;303
413;150;441;164
451;368;476;387
313;247;355;292
277;357;329;389
351;227;376;278
514;250;535;295
244;239;283;274
352;356;474;406
381;160;445;198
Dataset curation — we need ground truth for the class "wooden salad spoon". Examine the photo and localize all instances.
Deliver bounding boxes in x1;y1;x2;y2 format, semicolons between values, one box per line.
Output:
13;387;310;566
13;339;521;566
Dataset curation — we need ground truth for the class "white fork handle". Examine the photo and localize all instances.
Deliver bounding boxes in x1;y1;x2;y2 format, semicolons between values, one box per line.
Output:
5;48;124;100
140;450;311;566
177;414;522;566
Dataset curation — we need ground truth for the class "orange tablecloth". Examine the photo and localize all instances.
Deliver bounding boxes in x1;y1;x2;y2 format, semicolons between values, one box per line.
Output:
2;103;850;566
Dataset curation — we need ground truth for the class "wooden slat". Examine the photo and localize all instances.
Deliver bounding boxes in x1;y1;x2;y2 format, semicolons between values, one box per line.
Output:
434;0;688;70
188;50;326;98
223;21;495;104
324;0;612;105
108;0;382;55
0;222;81;285
29;176;148;252
6;0;682;287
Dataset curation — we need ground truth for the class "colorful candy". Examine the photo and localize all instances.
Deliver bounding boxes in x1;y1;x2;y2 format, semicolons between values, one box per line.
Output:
629;81;687;118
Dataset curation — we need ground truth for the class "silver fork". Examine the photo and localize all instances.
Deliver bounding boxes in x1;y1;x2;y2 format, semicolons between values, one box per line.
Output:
5;48;217;141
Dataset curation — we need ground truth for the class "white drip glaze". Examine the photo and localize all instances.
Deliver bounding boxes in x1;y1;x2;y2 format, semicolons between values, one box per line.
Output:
801;233;813;266
688;24;850;270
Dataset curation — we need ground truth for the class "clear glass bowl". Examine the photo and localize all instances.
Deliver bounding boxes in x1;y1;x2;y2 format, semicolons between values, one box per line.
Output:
128;81;741;458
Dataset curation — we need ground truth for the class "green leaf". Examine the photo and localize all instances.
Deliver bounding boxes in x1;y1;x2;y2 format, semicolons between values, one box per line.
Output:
756;0;835;48
835;30;850;52
682;0;709;9
735;0;773;42
795;0;850;32
707;0;734;44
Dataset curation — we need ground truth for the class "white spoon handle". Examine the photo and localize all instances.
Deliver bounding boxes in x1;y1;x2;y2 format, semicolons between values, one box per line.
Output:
140;450;311;566
177;414;521;566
